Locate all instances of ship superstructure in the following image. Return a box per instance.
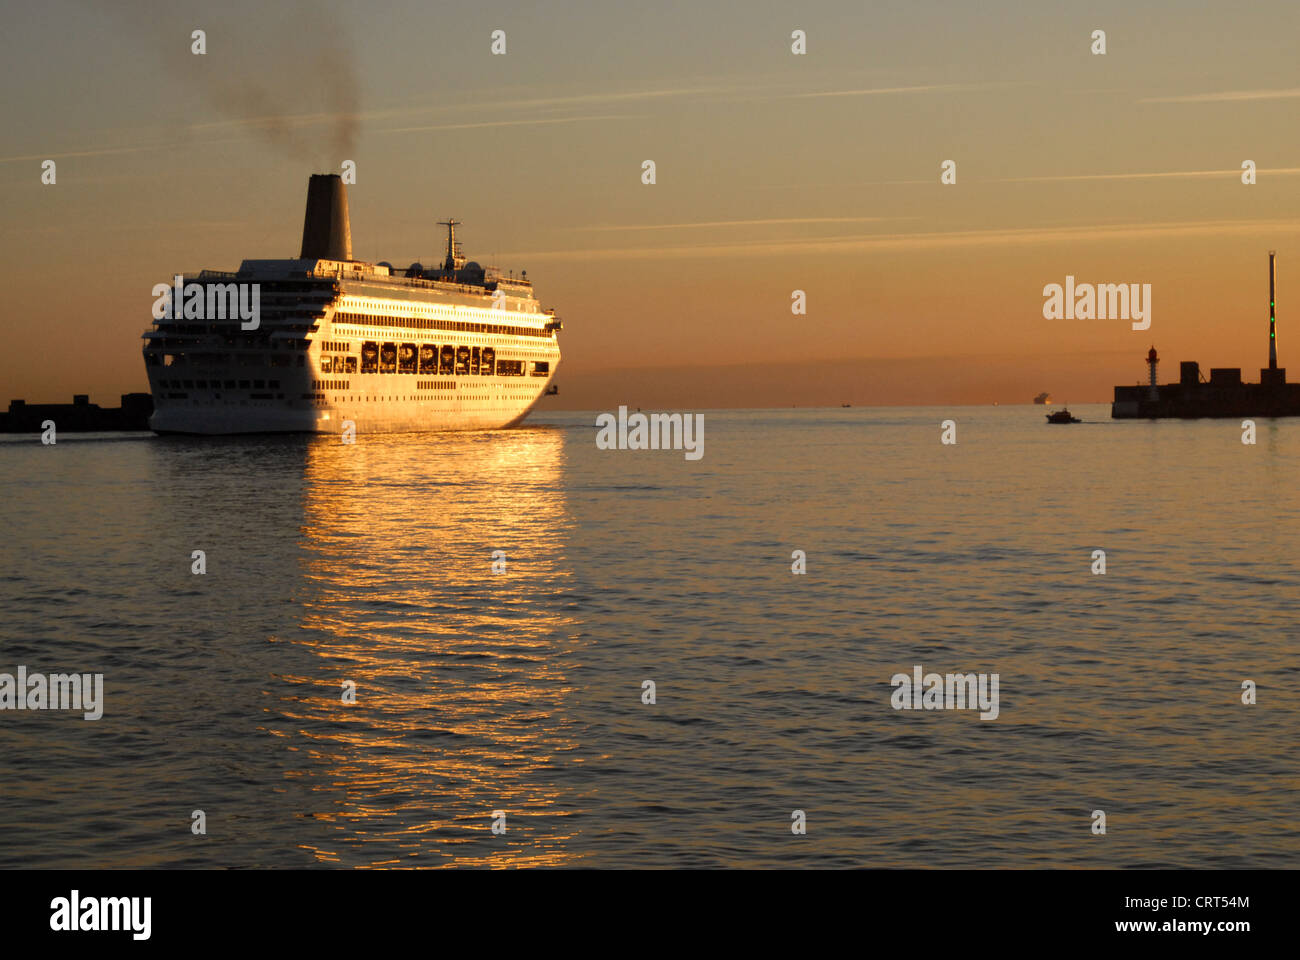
[142,174,562,434]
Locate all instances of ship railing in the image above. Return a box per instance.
[375,274,502,298]
[337,268,537,300]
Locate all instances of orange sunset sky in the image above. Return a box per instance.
[2,0,1298,409]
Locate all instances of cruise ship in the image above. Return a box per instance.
[142,174,561,434]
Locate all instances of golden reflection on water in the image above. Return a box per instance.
[280,427,581,868]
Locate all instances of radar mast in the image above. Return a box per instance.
[438,219,465,272]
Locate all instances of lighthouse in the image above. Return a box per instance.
[1113,248,1299,417]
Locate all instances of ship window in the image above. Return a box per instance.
[418,343,438,375]
[254,380,265,389]
[225,380,235,388]
[399,343,417,374]
[470,346,480,375]
[239,380,250,389]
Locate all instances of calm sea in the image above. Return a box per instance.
[1,405,1297,868]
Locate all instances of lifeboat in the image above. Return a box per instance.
[418,344,437,374]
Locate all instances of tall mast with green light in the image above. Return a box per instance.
[1269,250,1278,370]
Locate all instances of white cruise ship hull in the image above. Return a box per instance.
[148,370,557,435]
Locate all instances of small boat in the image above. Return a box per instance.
[1046,407,1081,423]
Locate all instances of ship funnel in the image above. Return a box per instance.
[299,174,352,261]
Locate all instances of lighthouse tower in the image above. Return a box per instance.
[1146,346,1159,399]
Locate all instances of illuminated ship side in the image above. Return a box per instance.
[142,174,562,435]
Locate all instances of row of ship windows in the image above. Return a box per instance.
[162,390,535,403]
[333,312,552,338]
[164,393,281,400]
[301,394,524,403]
[319,353,538,374]
[153,353,301,368]
[153,347,546,374]
[344,342,547,377]
[159,378,281,390]
[159,376,532,396]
